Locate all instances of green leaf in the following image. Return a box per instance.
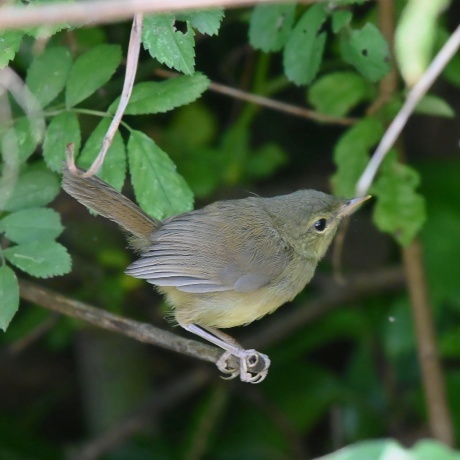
[308,71,374,116]
[111,73,209,115]
[0,207,64,244]
[340,23,391,82]
[249,4,296,52]
[42,111,81,172]
[127,130,193,220]
[332,10,352,33]
[0,118,44,163]
[371,151,426,246]
[396,0,449,85]
[0,265,19,332]
[331,117,384,197]
[4,167,60,211]
[65,44,122,107]
[177,8,224,36]
[283,4,328,85]
[78,118,126,191]
[412,439,460,460]
[320,439,410,460]
[142,14,195,75]
[4,241,71,278]
[0,31,23,69]
[26,46,72,107]
[415,94,455,118]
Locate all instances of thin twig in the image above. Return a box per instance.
[67,14,143,177]
[155,69,357,126]
[356,23,460,196]
[0,0,318,30]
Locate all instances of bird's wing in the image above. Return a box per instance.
[125,204,290,293]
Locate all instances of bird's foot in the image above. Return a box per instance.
[216,349,271,384]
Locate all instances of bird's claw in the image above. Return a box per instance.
[216,349,271,384]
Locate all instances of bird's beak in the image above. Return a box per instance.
[337,195,372,218]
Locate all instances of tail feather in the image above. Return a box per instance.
[62,166,160,243]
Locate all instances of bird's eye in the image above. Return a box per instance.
[314,218,327,232]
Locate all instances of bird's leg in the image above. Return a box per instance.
[179,323,270,383]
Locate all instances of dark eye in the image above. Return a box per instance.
[314,218,327,232]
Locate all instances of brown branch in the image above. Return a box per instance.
[0,0,320,30]
[155,68,358,126]
[403,240,454,445]
[18,278,221,365]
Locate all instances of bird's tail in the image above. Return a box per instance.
[62,166,160,244]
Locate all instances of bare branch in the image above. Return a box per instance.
[0,0,319,30]
[156,69,358,126]
[67,14,143,177]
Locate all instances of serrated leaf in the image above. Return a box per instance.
[0,265,19,332]
[65,44,122,107]
[0,207,63,244]
[340,23,391,82]
[283,4,328,86]
[26,46,72,107]
[0,118,44,163]
[371,151,426,246]
[415,94,455,118]
[128,130,193,220]
[142,14,195,75]
[332,10,352,33]
[249,4,296,52]
[4,168,60,211]
[396,0,449,86]
[111,73,209,115]
[43,111,81,172]
[332,118,384,197]
[177,8,224,36]
[308,71,374,116]
[4,241,71,278]
[78,118,126,191]
[0,31,23,69]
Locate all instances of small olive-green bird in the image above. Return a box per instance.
[62,166,369,383]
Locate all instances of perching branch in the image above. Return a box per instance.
[18,267,404,378]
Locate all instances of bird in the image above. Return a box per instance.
[62,165,369,383]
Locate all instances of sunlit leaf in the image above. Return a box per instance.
[283,4,328,85]
[372,151,426,246]
[4,241,71,278]
[111,73,209,115]
[249,4,296,52]
[42,111,81,172]
[26,46,72,107]
[0,207,63,244]
[65,44,122,107]
[142,14,195,75]
[128,130,193,220]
